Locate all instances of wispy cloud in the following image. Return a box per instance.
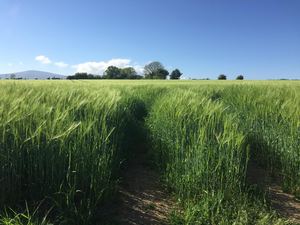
[72,58,143,74]
[34,56,144,74]
[35,55,51,64]
[54,62,68,68]
[133,64,144,75]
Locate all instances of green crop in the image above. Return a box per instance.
[0,80,298,224]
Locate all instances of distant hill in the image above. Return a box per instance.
[0,70,66,80]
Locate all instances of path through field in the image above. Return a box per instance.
[117,143,175,225]
[269,185,300,223]
[247,161,300,223]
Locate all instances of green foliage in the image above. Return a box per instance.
[154,68,169,79]
[144,61,164,76]
[145,83,299,224]
[144,61,169,79]
[103,66,141,79]
[218,74,227,80]
[66,72,101,79]
[0,82,143,224]
[103,66,121,79]
[220,85,300,194]
[0,80,299,224]
[120,67,138,79]
[170,69,183,80]
[236,75,244,80]
[147,90,248,198]
[0,203,51,225]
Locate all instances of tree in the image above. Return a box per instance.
[101,66,143,79]
[103,66,121,79]
[153,68,169,79]
[144,61,169,79]
[128,74,143,79]
[103,67,141,79]
[218,74,227,80]
[144,61,164,79]
[120,67,137,79]
[67,73,101,79]
[236,75,244,80]
[170,69,183,79]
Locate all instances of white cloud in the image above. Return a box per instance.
[54,62,68,68]
[133,65,144,75]
[35,55,51,64]
[180,76,188,80]
[73,58,143,74]
[8,63,13,67]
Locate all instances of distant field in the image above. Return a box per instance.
[0,80,299,224]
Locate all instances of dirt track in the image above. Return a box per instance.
[117,145,175,225]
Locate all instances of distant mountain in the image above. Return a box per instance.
[0,70,66,80]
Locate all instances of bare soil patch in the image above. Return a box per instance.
[116,144,176,225]
[247,161,300,223]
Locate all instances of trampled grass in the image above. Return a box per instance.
[0,80,299,224]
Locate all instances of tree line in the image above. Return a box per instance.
[218,74,244,80]
[2,63,245,80]
[67,61,183,80]
[66,60,245,80]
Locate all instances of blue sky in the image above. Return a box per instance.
[0,0,299,79]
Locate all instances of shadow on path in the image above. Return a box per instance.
[247,161,300,223]
[116,143,174,225]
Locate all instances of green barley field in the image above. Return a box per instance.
[0,80,299,224]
